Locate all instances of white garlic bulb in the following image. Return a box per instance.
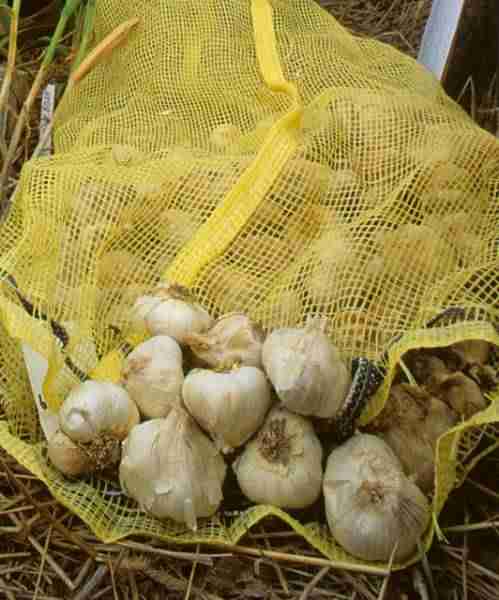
[323,433,431,563]
[185,312,265,369]
[121,336,184,418]
[132,282,213,345]
[261,319,351,418]
[182,364,272,453]
[233,407,323,509]
[119,409,226,530]
[47,430,95,477]
[59,380,140,444]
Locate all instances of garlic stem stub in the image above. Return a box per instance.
[182,364,272,453]
[132,282,213,345]
[59,380,140,443]
[121,335,184,418]
[233,406,323,509]
[119,409,226,530]
[185,312,265,369]
[262,319,351,418]
[323,433,431,563]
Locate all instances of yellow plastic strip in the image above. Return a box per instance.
[163,0,303,287]
[251,0,300,101]
[0,296,53,358]
[89,0,304,380]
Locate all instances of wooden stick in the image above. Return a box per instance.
[73,565,108,600]
[116,540,218,566]
[28,530,76,591]
[33,526,53,600]
[184,544,200,600]
[258,525,289,594]
[299,566,330,600]
[210,542,390,576]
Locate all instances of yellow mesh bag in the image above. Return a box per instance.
[0,0,498,571]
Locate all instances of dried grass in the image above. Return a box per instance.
[1,444,496,599]
[318,0,432,57]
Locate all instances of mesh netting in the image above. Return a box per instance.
[0,0,498,571]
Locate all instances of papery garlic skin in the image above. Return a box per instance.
[261,322,351,418]
[323,433,430,563]
[59,380,140,443]
[122,336,184,418]
[47,430,94,477]
[449,339,490,367]
[430,372,488,418]
[132,283,213,345]
[372,384,458,492]
[119,410,226,530]
[182,365,272,452]
[233,407,323,509]
[185,313,264,369]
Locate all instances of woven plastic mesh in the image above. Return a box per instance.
[0,0,498,570]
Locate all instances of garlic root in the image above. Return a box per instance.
[233,406,323,509]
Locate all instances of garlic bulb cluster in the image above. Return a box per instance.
[121,336,184,418]
[185,313,264,369]
[132,282,213,344]
[323,434,431,562]
[48,380,140,477]
[43,273,488,566]
[183,364,272,453]
[119,409,226,530]
[233,407,323,509]
[262,319,351,418]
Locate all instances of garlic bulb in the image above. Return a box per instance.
[210,123,241,149]
[430,372,488,419]
[59,380,139,451]
[132,282,213,344]
[233,407,323,509]
[261,319,351,418]
[119,409,226,530]
[447,339,491,369]
[182,364,272,453]
[47,430,95,477]
[371,224,458,279]
[323,433,431,563]
[121,336,184,418]
[185,313,265,369]
[369,384,458,492]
